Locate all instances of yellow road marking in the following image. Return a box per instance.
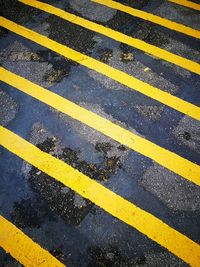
[1,18,200,122]
[0,126,200,267]
[18,0,200,75]
[0,216,65,267]
[1,67,200,187]
[168,0,200,11]
[92,0,200,39]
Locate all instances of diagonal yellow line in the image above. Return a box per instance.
[1,17,200,122]
[1,67,200,186]
[0,126,200,266]
[18,0,200,75]
[92,0,200,39]
[168,0,200,11]
[0,216,65,267]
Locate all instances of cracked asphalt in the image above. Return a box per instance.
[0,0,200,266]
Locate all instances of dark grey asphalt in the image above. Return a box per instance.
[0,0,200,266]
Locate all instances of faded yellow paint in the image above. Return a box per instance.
[0,216,65,267]
[0,126,200,266]
[168,0,200,11]
[92,0,200,39]
[0,17,200,122]
[18,0,200,75]
[1,67,200,186]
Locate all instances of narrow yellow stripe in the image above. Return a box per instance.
[168,0,200,11]
[0,216,65,267]
[92,0,200,39]
[1,67,200,187]
[0,126,200,266]
[18,0,200,75]
[1,18,200,122]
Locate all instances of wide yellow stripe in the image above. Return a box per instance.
[168,0,200,11]
[0,216,65,267]
[1,18,200,122]
[18,0,200,75]
[0,126,200,267]
[1,67,200,187]
[92,0,200,39]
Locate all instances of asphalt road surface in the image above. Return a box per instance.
[0,0,200,266]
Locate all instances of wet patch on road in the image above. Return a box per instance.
[91,46,179,95]
[0,248,22,267]
[144,31,175,64]
[10,197,58,229]
[46,12,96,55]
[0,27,9,40]
[133,22,170,48]
[21,122,126,226]
[21,123,92,226]
[33,136,123,183]
[173,116,200,153]
[1,40,53,88]
[0,39,76,87]
[50,246,65,263]
[87,245,188,267]
[50,103,131,158]
[115,0,150,10]
[28,166,93,226]
[87,246,146,267]
[97,48,113,63]
[42,54,76,86]
[0,0,41,24]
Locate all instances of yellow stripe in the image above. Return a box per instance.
[0,216,65,267]
[0,126,200,267]
[92,0,200,39]
[18,0,200,75]
[1,18,200,122]
[168,0,200,11]
[1,67,200,187]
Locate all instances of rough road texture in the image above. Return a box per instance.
[0,0,199,266]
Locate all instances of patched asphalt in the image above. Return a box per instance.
[0,0,200,266]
